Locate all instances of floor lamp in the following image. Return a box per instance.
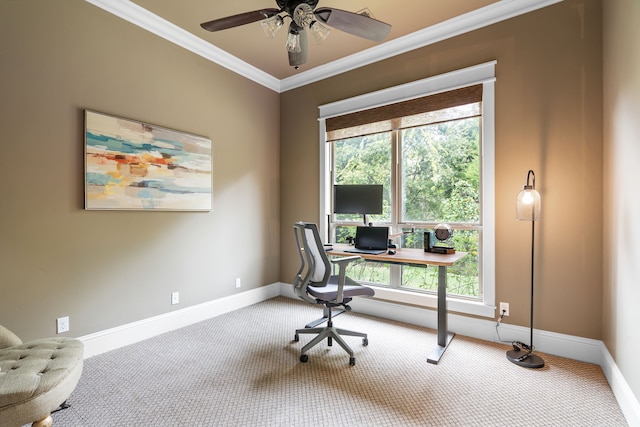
[506,169,544,368]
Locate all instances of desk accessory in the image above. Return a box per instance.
[429,246,456,254]
[424,231,433,252]
[424,224,455,254]
[388,227,414,249]
[434,223,453,241]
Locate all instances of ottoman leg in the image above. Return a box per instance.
[32,414,53,427]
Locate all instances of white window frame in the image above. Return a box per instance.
[318,61,496,318]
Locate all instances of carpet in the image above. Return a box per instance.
[49,297,627,426]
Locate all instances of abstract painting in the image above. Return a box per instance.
[85,110,212,211]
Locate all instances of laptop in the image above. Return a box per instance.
[345,226,389,255]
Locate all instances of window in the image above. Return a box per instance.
[319,62,496,317]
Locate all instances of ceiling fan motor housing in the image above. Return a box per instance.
[276,0,320,15]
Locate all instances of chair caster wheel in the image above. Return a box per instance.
[300,354,308,363]
[294,333,299,342]
[363,338,368,346]
[349,357,356,366]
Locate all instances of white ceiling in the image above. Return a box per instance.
[85,0,561,92]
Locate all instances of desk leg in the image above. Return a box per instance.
[427,265,455,364]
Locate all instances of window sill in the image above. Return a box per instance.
[370,286,496,318]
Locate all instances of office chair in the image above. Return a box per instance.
[292,222,375,366]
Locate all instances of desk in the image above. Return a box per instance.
[327,244,467,364]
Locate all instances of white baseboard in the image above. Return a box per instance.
[601,343,640,427]
[279,282,602,362]
[77,281,639,426]
[78,283,281,358]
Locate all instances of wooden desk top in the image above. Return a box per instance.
[327,244,467,267]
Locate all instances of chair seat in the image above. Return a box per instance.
[308,275,375,301]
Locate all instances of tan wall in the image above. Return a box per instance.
[603,0,640,404]
[0,1,280,341]
[280,0,603,339]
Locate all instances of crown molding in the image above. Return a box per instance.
[84,0,281,91]
[85,0,562,93]
[281,0,562,91]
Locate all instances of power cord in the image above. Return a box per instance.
[495,309,536,353]
[495,309,509,342]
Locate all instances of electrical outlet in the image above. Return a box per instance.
[171,291,180,305]
[56,316,70,334]
[499,302,510,317]
[235,278,241,289]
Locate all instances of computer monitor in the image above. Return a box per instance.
[333,184,383,225]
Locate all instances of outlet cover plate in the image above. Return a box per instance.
[56,316,70,334]
[499,302,509,316]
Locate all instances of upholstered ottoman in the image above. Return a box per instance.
[0,325,83,427]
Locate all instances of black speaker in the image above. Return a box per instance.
[424,231,432,252]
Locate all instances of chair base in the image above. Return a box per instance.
[295,325,368,366]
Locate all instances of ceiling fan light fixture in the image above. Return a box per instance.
[292,3,314,27]
[286,30,302,53]
[309,20,330,44]
[261,14,284,38]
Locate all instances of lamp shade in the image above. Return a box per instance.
[309,20,330,44]
[261,15,283,38]
[516,170,541,221]
[286,28,302,53]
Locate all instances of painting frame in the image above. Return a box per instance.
[84,110,212,211]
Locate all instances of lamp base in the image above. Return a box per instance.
[506,349,544,369]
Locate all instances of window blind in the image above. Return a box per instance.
[326,84,483,141]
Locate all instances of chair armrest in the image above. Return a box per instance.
[330,255,361,303]
[330,255,361,266]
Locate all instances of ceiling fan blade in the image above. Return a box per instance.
[200,8,280,32]
[288,27,308,68]
[314,7,391,42]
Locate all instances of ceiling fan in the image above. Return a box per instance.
[200,0,392,69]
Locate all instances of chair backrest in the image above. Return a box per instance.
[292,222,331,303]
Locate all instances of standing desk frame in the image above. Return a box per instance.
[327,245,467,364]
